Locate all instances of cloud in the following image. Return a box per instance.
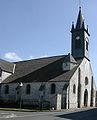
[4,52,48,62]
[4,52,22,61]
[29,56,34,59]
[40,55,48,58]
[29,55,48,60]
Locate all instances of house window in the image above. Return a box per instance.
[51,83,56,94]
[5,85,9,94]
[85,77,88,85]
[26,84,31,94]
[73,84,76,94]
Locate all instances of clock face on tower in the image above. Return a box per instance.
[75,36,81,49]
[76,36,80,40]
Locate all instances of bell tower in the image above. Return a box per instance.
[71,7,90,60]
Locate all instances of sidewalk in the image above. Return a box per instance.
[0,107,96,112]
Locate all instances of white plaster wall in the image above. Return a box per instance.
[69,58,96,109]
[69,70,78,109]
[92,80,96,107]
[1,71,12,82]
[79,58,94,107]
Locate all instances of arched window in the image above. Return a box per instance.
[85,77,88,85]
[26,84,31,94]
[5,85,9,94]
[51,83,56,94]
[73,84,76,94]
[84,89,88,106]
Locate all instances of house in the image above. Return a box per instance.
[0,7,96,110]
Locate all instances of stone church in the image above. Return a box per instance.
[0,7,96,110]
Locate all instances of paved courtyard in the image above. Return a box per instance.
[0,108,96,120]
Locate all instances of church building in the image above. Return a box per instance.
[0,7,96,110]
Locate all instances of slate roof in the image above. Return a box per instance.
[0,59,14,73]
[2,55,83,83]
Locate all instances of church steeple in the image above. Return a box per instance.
[71,7,90,60]
[76,7,83,29]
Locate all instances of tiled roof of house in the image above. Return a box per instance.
[2,55,83,83]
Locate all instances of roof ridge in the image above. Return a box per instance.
[15,54,65,63]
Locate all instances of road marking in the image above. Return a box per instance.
[0,113,17,118]
[5,113,17,118]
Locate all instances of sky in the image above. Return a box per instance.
[0,0,97,85]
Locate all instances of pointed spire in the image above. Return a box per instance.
[82,20,85,29]
[76,7,84,29]
[71,22,74,30]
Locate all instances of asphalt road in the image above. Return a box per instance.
[0,108,96,120]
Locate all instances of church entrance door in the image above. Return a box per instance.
[84,89,88,107]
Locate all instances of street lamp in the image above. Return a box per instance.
[19,82,23,109]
